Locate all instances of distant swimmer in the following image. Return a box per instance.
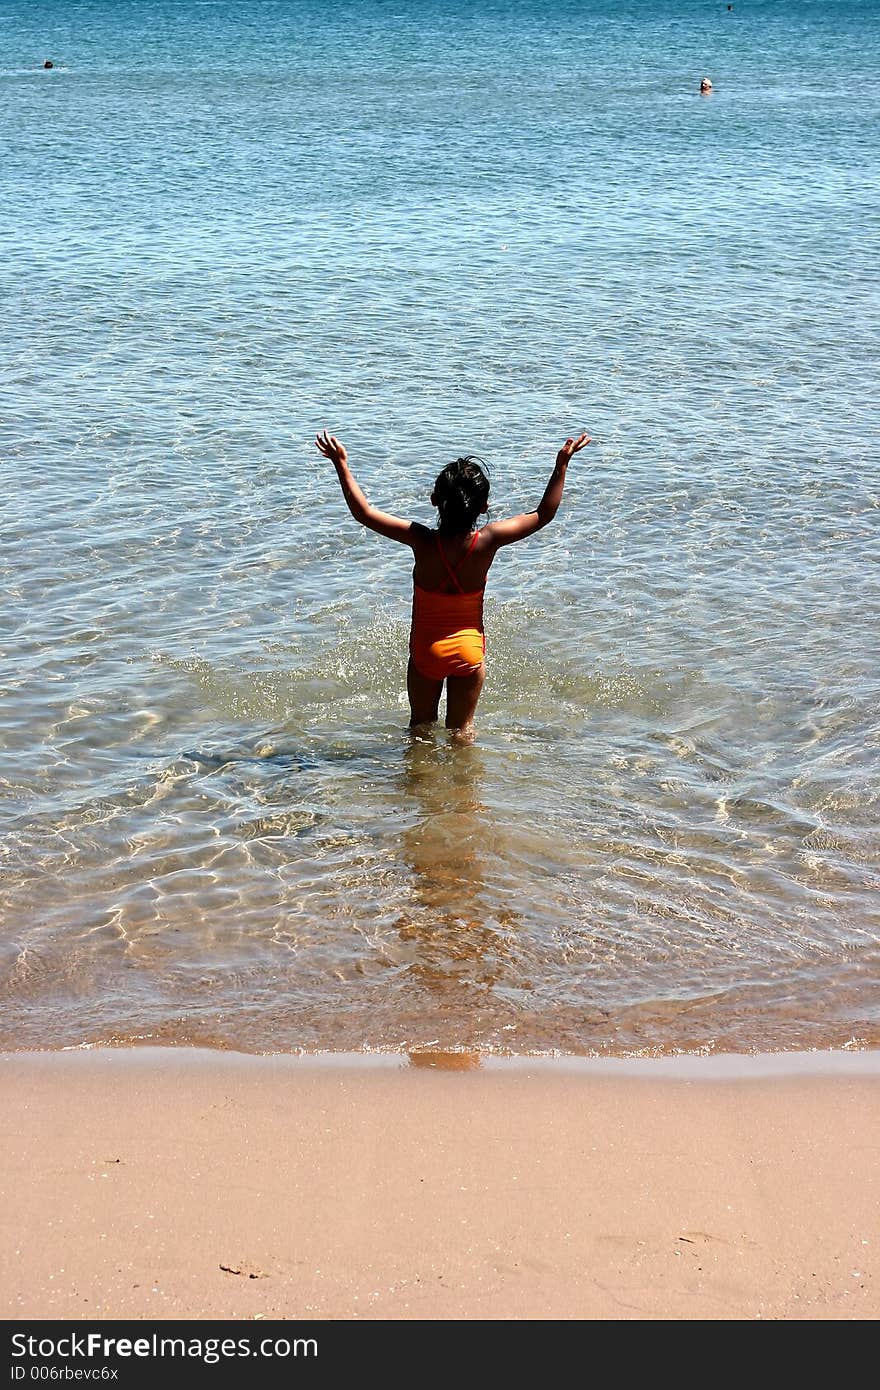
[42,59,54,69]
[700,76,713,95]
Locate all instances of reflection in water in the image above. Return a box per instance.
[407,1049,482,1071]
[396,732,521,1018]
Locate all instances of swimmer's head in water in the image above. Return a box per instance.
[43,59,54,69]
[432,456,490,536]
[700,76,713,93]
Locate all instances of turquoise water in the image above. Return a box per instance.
[2,0,879,1054]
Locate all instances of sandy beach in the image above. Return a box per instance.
[1,1047,877,1321]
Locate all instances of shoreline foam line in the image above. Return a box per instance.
[3,1043,880,1080]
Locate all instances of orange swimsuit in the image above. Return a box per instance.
[410,532,486,681]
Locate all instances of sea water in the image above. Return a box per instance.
[2,0,878,1053]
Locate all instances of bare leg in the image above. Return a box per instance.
[407,657,443,728]
[445,664,485,742]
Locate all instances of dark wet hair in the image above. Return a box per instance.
[433,456,490,536]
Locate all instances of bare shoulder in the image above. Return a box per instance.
[477,520,502,546]
[408,521,436,551]
[475,521,507,546]
[479,513,541,549]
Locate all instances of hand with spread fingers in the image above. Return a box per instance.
[556,432,591,467]
[315,430,348,468]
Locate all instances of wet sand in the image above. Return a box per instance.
[1,1048,878,1321]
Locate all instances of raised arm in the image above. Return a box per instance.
[315,431,414,545]
[483,433,590,548]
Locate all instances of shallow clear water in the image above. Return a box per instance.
[2,0,879,1053]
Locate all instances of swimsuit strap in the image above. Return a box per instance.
[437,529,480,594]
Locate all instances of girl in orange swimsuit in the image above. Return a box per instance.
[315,430,591,739]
